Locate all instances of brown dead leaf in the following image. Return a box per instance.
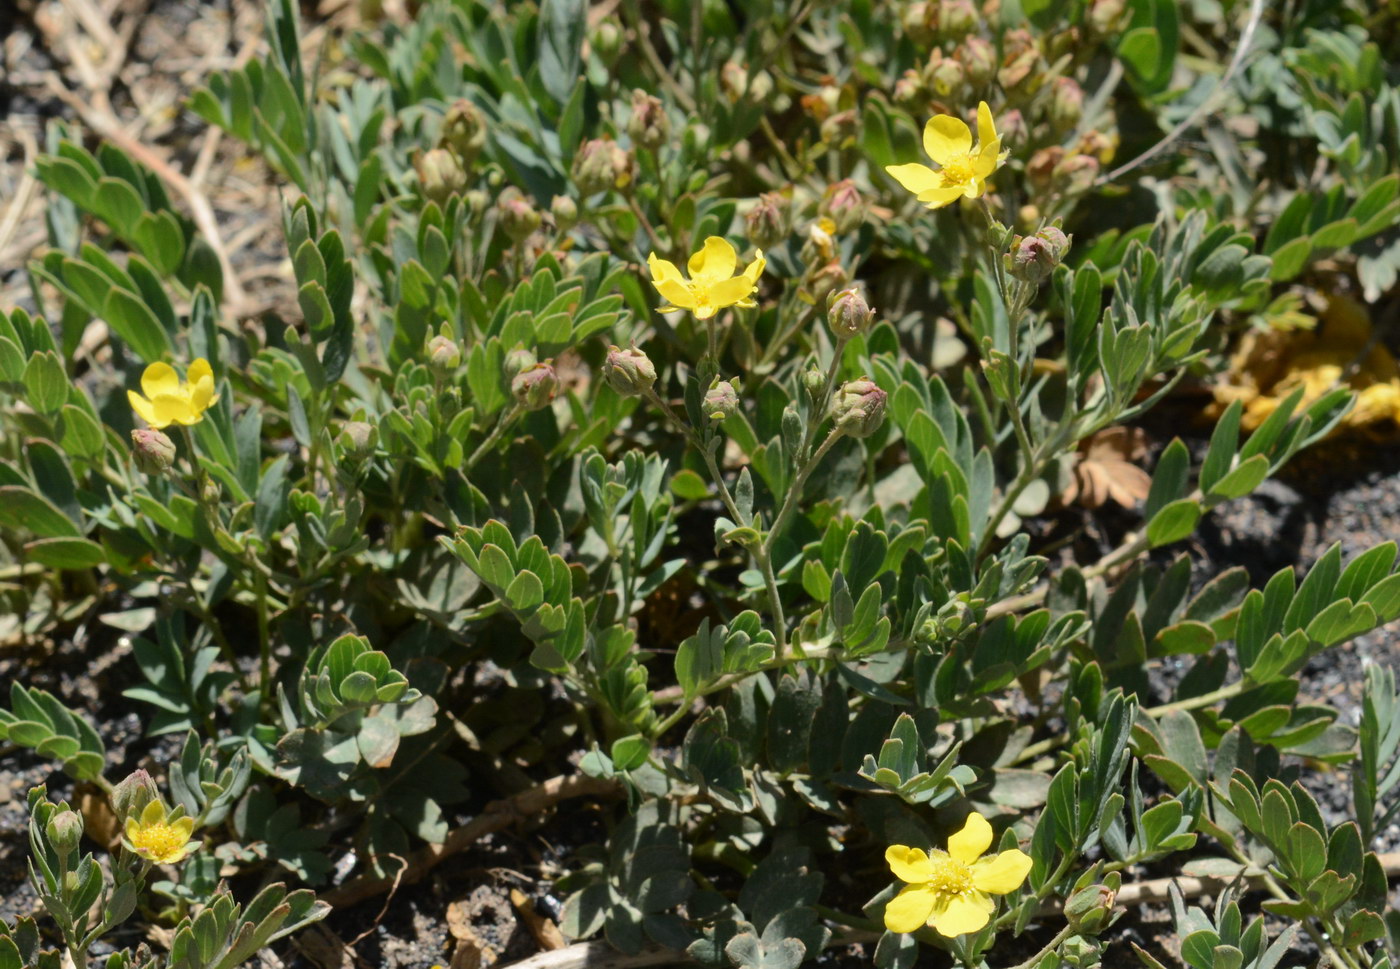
[509,888,566,952]
[75,782,119,851]
[446,899,499,969]
[1061,427,1151,510]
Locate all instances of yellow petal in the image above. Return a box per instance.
[703,274,758,311]
[187,358,213,385]
[688,236,738,283]
[885,844,936,883]
[742,250,766,283]
[885,163,943,196]
[694,304,717,320]
[172,817,195,838]
[884,885,939,933]
[974,140,1004,177]
[917,185,967,207]
[140,362,180,400]
[140,800,165,825]
[921,195,961,210]
[652,278,698,309]
[930,892,994,937]
[647,253,686,284]
[153,394,198,427]
[948,813,993,863]
[125,817,141,842]
[976,102,999,150]
[924,115,972,165]
[128,390,165,428]
[962,178,986,199]
[971,848,1032,895]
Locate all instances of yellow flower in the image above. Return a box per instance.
[128,359,218,429]
[123,800,198,865]
[885,102,1008,209]
[884,812,1032,937]
[646,237,765,320]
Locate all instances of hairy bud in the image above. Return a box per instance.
[550,195,579,232]
[827,288,875,340]
[627,90,671,151]
[512,362,560,411]
[703,379,741,421]
[46,808,84,857]
[499,193,542,243]
[1049,77,1084,133]
[573,139,635,196]
[832,378,887,438]
[602,345,657,397]
[746,191,790,250]
[426,334,463,373]
[505,345,539,376]
[130,428,176,475]
[415,148,467,205]
[439,99,486,167]
[111,769,160,825]
[819,179,866,234]
[337,421,377,463]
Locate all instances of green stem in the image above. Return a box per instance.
[763,426,844,562]
[998,922,1077,969]
[466,404,523,470]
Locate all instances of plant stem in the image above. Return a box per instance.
[763,426,843,561]
[466,404,522,470]
[999,922,1077,969]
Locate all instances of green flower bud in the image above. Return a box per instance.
[957,36,997,87]
[827,288,875,340]
[935,0,977,39]
[818,179,866,234]
[499,193,542,243]
[46,808,84,856]
[504,345,538,376]
[1006,235,1058,285]
[111,769,160,825]
[439,99,486,167]
[573,139,634,196]
[426,334,463,372]
[1049,76,1084,132]
[832,378,887,438]
[590,19,623,67]
[803,368,827,399]
[130,428,176,475]
[512,362,560,411]
[1087,0,1128,37]
[550,195,579,232]
[337,421,377,463]
[703,379,741,421]
[627,90,670,152]
[415,148,467,206]
[745,191,789,250]
[924,52,966,99]
[819,109,859,145]
[602,345,656,397]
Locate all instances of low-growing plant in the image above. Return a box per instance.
[2,0,1399,967]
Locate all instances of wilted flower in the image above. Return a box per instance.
[1077,129,1118,165]
[627,90,670,151]
[832,378,887,438]
[819,179,866,234]
[884,812,1032,936]
[647,237,765,319]
[998,28,1041,90]
[1057,153,1100,193]
[803,217,838,264]
[130,427,176,474]
[703,379,741,421]
[886,102,1008,209]
[512,362,560,410]
[746,191,790,250]
[415,147,467,205]
[573,139,634,196]
[129,359,218,429]
[439,99,486,166]
[828,288,875,339]
[123,799,198,866]
[602,345,657,397]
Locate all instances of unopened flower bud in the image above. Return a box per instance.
[828,288,875,339]
[1065,882,1117,934]
[337,421,376,462]
[720,61,748,102]
[703,379,741,421]
[819,179,866,234]
[893,70,926,110]
[46,809,84,856]
[200,475,221,505]
[590,19,623,67]
[746,191,789,250]
[1087,0,1128,37]
[130,428,176,475]
[805,260,850,304]
[505,345,538,376]
[602,345,656,397]
[573,139,634,196]
[832,378,887,438]
[499,194,542,243]
[957,36,997,87]
[1036,225,1071,259]
[901,1,935,46]
[925,52,966,99]
[935,0,977,40]
[998,29,1041,90]
[1049,77,1084,132]
[512,362,560,410]
[415,148,467,205]
[1006,231,1066,286]
[111,769,160,825]
[426,334,463,372]
[1027,146,1066,189]
[803,368,826,398]
[1056,153,1100,194]
[820,109,859,145]
[439,99,487,166]
[627,90,670,151]
[550,195,579,232]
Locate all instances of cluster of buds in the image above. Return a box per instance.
[512,362,560,411]
[819,179,866,234]
[901,0,976,45]
[415,148,467,205]
[130,427,176,474]
[573,138,635,196]
[498,191,543,243]
[746,191,791,250]
[703,378,741,421]
[832,378,887,438]
[827,288,875,340]
[438,99,486,168]
[627,90,671,151]
[602,345,656,397]
[1005,225,1072,285]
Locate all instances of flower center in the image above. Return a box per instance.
[132,823,184,860]
[925,853,974,895]
[940,154,977,185]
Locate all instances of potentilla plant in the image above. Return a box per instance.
[1,0,1399,968]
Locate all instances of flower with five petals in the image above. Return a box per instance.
[646,237,765,320]
[885,102,1008,209]
[128,359,218,429]
[884,812,1032,937]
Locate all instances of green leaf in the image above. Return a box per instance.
[104,288,173,362]
[24,537,104,570]
[22,351,68,414]
[1146,498,1201,548]
[536,0,585,104]
[1207,454,1270,500]
[0,486,81,538]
